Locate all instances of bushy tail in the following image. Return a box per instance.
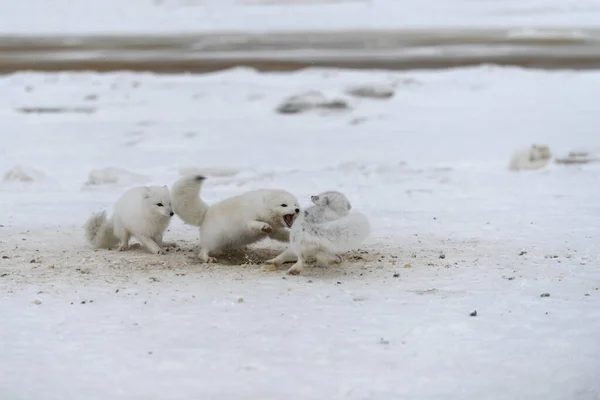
[171,174,209,227]
[313,211,370,252]
[83,210,119,249]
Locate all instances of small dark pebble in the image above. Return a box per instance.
[0,273,8,277]
[89,300,94,303]
[393,273,400,278]
[115,289,119,293]
[148,351,153,355]
[507,277,515,280]
[379,338,390,345]
[585,293,590,297]
[30,259,37,263]
[81,301,86,304]
[540,293,551,298]
[518,251,527,256]
[433,217,437,220]
[70,302,73,305]
[439,254,446,259]
[307,280,313,283]
[470,310,477,317]
[2,255,9,259]
[337,281,342,285]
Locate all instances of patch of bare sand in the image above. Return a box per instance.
[0,224,503,298]
[0,228,405,290]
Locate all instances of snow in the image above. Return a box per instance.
[1,66,600,399]
[1,0,600,35]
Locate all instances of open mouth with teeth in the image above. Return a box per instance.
[283,214,295,228]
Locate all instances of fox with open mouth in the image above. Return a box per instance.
[170,174,300,263]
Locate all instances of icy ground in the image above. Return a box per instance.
[2,0,600,35]
[1,66,599,399]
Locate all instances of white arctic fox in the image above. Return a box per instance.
[84,185,174,254]
[266,191,370,275]
[508,144,552,171]
[171,174,300,263]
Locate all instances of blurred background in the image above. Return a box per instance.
[1,0,600,73]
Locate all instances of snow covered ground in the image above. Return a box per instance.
[2,0,600,35]
[1,66,599,399]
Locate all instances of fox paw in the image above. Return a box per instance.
[316,253,342,267]
[287,263,304,275]
[261,224,273,234]
[198,253,217,263]
[264,257,283,267]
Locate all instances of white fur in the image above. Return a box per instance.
[509,145,552,171]
[171,174,300,263]
[83,185,174,254]
[266,191,370,275]
[171,174,209,226]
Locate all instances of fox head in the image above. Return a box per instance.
[310,191,352,216]
[144,185,174,218]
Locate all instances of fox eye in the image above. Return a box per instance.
[281,204,288,207]
[156,203,164,207]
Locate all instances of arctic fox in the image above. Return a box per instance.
[509,144,552,171]
[84,185,174,255]
[171,174,300,263]
[266,191,370,275]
